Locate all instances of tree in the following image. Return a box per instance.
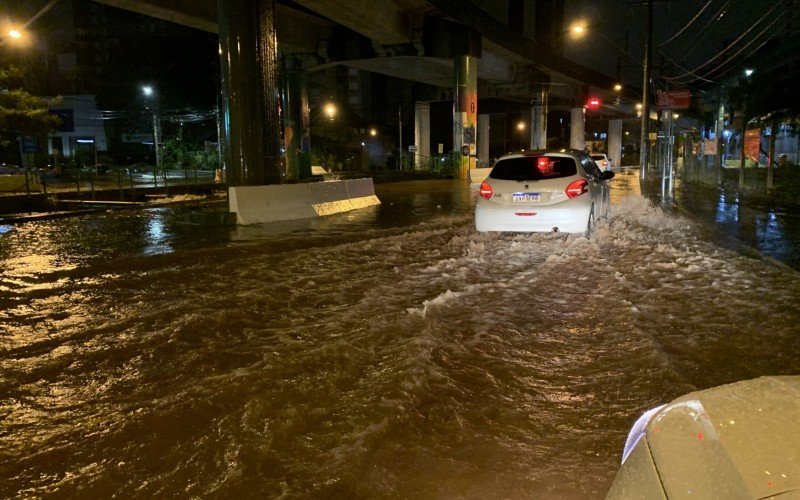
[0,66,60,148]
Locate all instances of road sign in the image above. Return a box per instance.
[21,136,37,153]
[463,126,475,144]
[657,90,691,110]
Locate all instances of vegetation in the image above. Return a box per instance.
[0,66,60,149]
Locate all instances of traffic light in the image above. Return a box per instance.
[586,97,602,110]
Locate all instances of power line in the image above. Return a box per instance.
[658,0,715,46]
[671,0,731,65]
[668,13,782,84]
[657,49,715,83]
[664,0,783,80]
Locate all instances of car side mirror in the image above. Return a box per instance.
[601,171,615,181]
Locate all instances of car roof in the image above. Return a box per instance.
[496,149,588,161]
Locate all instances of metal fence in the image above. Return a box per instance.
[0,165,219,197]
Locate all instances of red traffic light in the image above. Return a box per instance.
[586,97,602,110]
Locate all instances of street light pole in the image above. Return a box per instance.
[142,86,162,173]
[639,0,653,180]
[398,104,402,171]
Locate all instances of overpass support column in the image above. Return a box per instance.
[570,107,586,150]
[530,89,548,150]
[608,119,623,168]
[478,114,490,165]
[217,0,282,187]
[414,101,431,168]
[454,54,478,180]
[283,69,311,179]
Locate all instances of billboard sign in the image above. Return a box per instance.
[121,133,155,143]
[657,90,691,110]
[703,138,717,155]
[744,129,761,159]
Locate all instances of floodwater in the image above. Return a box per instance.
[1,176,799,498]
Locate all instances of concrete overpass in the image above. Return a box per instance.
[92,0,639,188]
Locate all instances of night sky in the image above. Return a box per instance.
[7,0,793,111]
[563,0,789,93]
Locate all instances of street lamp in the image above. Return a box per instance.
[369,127,377,137]
[142,85,162,173]
[1,24,31,48]
[569,23,587,39]
[324,102,337,120]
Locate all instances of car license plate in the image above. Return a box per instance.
[512,193,540,202]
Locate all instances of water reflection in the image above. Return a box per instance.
[643,180,800,270]
[715,191,740,224]
[144,210,172,255]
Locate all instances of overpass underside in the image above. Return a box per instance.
[92,0,638,186]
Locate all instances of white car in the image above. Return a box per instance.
[590,153,613,171]
[475,149,614,234]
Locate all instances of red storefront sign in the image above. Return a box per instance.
[657,90,692,110]
[744,128,761,159]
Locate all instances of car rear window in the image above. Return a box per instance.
[591,155,604,161]
[489,156,578,181]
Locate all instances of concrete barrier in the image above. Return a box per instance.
[228,178,381,225]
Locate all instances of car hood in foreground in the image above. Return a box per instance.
[608,376,800,499]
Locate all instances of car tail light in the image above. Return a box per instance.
[565,179,588,198]
[479,181,493,199]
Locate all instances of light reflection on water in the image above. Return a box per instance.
[641,175,800,270]
[1,179,799,498]
[715,192,740,223]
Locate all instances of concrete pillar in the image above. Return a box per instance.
[530,89,548,150]
[414,101,431,168]
[714,101,725,184]
[283,70,311,179]
[478,114,490,165]
[608,119,623,168]
[217,0,282,187]
[570,107,585,150]
[454,54,478,180]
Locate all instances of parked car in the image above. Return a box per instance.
[0,163,20,174]
[475,149,614,234]
[590,153,613,171]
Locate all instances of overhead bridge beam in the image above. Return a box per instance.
[92,0,217,33]
[291,0,413,45]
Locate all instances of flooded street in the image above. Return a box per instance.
[2,176,799,498]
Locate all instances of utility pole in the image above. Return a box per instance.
[639,0,653,181]
[714,91,725,185]
[398,104,402,171]
[152,100,162,172]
